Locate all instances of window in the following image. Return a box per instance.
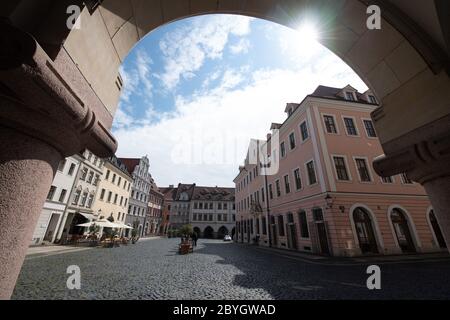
[114,194,118,204]
[47,186,56,201]
[343,117,358,136]
[280,142,286,158]
[261,187,265,202]
[355,158,372,182]
[57,160,66,172]
[368,95,377,104]
[363,120,377,138]
[333,156,350,181]
[107,191,112,202]
[277,215,285,236]
[262,217,267,235]
[382,176,394,183]
[401,173,413,184]
[284,175,291,194]
[80,192,88,206]
[199,202,204,210]
[324,115,337,134]
[87,194,94,208]
[306,161,317,185]
[59,189,67,202]
[289,132,296,150]
[298,211,309,238]
[300,121,309,141]
[345,91,355,101]
[209,203,213,210]
[269,184,273,200]
[194,202,198,209]
[118,177,121,186]
[112,174,116,184]
[80,168,88,181]
[218,203,222,210]
[294,169,302,190]
[224,203,228,210]
[87,171,94,183]
[275,180,281,197]
[105,170,110,180]
[93,174,100,186]
[72,189,81,205]
[68,163,76,176]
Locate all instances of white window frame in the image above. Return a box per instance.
[292,167,303,192]
[352,156,374,183]
[331,154,353,182]
[283,174,291,194]
[280,141,287,159]
[341,115,360,137]
[299,120,310,143]
[288,131,297,151]
[322,113,340,135]
[304,159,318,186]
[361,118,378,139]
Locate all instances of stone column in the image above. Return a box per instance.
[0,22,117,299]
[373,115,450,249]
[0,126,61,299]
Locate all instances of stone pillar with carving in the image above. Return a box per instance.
[373,114,450,250]
[0,22,117,299]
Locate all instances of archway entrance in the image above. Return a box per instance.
[352,207,379,254]
[203,226,214,239]
[390,208,416,253]
[217,226,228,239]
[429,210,447,249]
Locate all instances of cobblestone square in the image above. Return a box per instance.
[12,238,450,300]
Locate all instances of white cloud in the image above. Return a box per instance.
[230,38,251,54]
[114,49,367,187]
[119,49,153,105]
[158,15,253,90]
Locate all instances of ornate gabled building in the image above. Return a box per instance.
[119,156,152,237]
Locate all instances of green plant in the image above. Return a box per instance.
[179,224,193,238]
[88,224,100,238]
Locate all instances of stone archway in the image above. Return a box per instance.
[1,0,450,299]
[203,226,214,239]
[217,226,229,239]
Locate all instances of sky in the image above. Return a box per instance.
[113,14,368,188]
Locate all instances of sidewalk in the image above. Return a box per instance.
[245,243,450,265]
[26,245,92,258]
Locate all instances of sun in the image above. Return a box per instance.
[297,22,319,44]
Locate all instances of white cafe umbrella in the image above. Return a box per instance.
[76,219,118,228]
[113,222,133,229]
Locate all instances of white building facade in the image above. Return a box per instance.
[30,156,81,245]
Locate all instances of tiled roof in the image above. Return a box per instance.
[118,158,140,175]
[192,186,235,201]
[311,85,376,105]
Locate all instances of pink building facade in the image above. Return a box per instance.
[234,85,446,257]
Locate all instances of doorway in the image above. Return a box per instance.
[429,210,447,249]
[390,208,416,253]
[313,208,330,255]
[353,207,379,254]
[286,213,297,250]
[44,213,61,242]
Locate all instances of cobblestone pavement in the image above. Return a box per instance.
[12,238,450,299]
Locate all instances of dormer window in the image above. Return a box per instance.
[368,95,377,104]
[345,91,355,101]
[288,108,293,117]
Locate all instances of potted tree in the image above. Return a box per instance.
[178,224,193,254]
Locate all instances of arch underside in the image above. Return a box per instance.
[50,0,448,151]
